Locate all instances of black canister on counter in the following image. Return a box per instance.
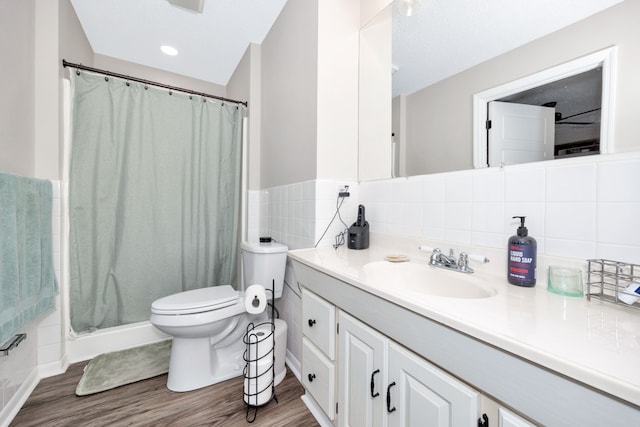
[348,205,369,250]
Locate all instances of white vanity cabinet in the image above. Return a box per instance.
[338,310,387,427]
[302,288,337,421]
[498,407,536,427]
[338,310,478,427]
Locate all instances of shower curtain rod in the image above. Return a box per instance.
[62,59,248,107]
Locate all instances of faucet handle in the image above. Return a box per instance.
[458,252,474,273]
[467,253,490,264]
[418,245,435,253]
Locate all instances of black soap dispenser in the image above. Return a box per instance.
[507,216,537,287]
[348,205,369,250]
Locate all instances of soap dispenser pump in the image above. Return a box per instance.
[507,216,537,287]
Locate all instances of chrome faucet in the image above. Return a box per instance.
[420,246,489,274]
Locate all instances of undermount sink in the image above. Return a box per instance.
[362,261,497,299]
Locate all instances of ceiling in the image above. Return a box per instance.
[70,0,287,86]
[71,0,623,92]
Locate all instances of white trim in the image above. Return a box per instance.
[301,393,334,427]
[38,354,69,379]
[473,46,617,169]
[285,349,301,381]
[0,369,39,427]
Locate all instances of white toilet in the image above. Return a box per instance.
[150,241,288,392]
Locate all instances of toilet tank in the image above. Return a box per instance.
[241,241,288,298]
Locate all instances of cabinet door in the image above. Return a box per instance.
[302,288,336,360]
[499,407,536,427]
[387,342,478,427]
[338,311,388,427]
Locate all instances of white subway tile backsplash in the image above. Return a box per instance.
[546,202,596,241]
[597,203,640,245]
[421,175,445,202]
[444,228,471,245]
[444,202,471,230]
[505,202,545,236]
[421,226,445,241]
[597,158,640,202]
[546,163,596,202]
[472,202,505,233]
[421,202,444,229]
[471,231,505,248]
[445,173,472,202]
[546,238,596,260]
[505,167,545,202]
[472,169,505,202]
[596,243,640,265]
[256,153,640,271]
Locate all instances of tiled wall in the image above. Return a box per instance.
[0,180,64,421]
[254,153,640,370]
[251,179,359,250]
[360,153,640,265]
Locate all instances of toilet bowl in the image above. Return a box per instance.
[149,241,288,392]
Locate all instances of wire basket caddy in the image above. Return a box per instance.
[586,259,640,311]
[242,280,277,423]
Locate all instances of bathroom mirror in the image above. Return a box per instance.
[358,0,625,181]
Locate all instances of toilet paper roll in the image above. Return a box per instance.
[244,284,267,314]
[243,377,273,406]
[244,358,274,406]
[246,324,274,362]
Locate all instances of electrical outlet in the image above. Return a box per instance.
[339,185,350,198]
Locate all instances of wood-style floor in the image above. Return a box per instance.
[11,362,319,427]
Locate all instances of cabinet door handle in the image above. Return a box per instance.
[370,369,380,398]
[308,319,316,327]
[308,373,316,382]
[386,381,396,413]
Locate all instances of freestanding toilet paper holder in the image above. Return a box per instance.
[242,280,277,423]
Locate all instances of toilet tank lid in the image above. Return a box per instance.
[241,241,288,254]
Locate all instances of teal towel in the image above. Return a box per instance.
[0,172,58,346]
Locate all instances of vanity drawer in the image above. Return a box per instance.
[302,337,336,421]
[302,288,336,360]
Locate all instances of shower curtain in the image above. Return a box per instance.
[69,72,245,333]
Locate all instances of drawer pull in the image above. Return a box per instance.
[386,381,396,413]
[308,373,316,382]
[370,369,380,398]
[308,319,316,327]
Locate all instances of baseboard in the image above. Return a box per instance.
[301,393,334,427]
[284,349,301,382]
[38,354,70,379]
[0,369,39,427]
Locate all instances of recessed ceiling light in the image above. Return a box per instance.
[161,45,179,56]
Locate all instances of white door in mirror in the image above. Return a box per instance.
[488,101,555,167]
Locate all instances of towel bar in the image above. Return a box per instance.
[0,333,27,357]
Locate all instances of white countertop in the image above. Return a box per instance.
[288,234,640,408]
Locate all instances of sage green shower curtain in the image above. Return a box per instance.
[69,72,245,333]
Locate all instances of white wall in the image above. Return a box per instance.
[260,0,319,189]
[228,43,261,191]
[404,0,640,176]
[315,0,360,182]
[0,0,36,176]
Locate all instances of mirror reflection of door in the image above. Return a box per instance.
[488,67,602,167]
[488,101,555,167]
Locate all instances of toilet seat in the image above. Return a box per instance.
[151,285,238,315]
